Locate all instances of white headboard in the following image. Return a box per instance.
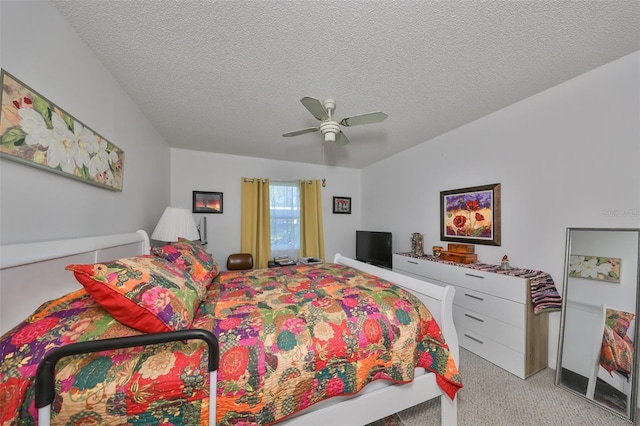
[0,230,149,335]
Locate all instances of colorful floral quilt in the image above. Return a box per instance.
[0,263,461,425]
[600,309,634,377]
[600,326,634,377]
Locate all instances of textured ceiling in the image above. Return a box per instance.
[52,1,639,169]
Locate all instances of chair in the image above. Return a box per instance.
[227,253,253,271]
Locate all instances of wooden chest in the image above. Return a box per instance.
[447,243,475,254]
[440,251,478,264]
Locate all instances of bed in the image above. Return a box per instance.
[0,230,461,425]
[561,300,634,416]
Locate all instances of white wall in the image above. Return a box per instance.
[170,148,361,268]
[0,1,171,244]
[362,51,640,368]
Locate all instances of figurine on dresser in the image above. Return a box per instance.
[411,233,424,257]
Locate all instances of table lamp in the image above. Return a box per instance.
[150,207,199,243]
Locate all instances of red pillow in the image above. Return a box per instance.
[66,255,207,333]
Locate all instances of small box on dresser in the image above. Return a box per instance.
[447,243,475,254]
[393,253,548,379]
[439,251,478,264]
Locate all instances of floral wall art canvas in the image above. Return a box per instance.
[0,70,124,191]
[569,255,621,283]
[440,183,501,246]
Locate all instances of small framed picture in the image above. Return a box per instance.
[193,191,223,213]
[333,196,351,214]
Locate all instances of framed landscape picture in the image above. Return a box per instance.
[440,183,501,246]
[193,191,223,213]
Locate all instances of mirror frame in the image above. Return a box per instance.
[556,227,640,423]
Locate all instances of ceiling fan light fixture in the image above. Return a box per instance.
[324,132,336,143]
[319,121,340,143]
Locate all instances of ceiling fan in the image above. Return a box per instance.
[282,97,388,146]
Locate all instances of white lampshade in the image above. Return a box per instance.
[151,207,199,242]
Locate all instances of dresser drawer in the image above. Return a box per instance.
[457,325,526,379]
[453,305,525,353]
[393,254,441,281]
[453,286,526,329]
[442,265,527,304]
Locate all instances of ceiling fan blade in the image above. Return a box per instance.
[339,111,388,127]
[300,97,329,121]
[282,127,319,137]
[335,131,350,146]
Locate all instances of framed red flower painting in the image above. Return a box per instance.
[440,183,501,246]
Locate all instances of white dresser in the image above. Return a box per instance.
[393,253,548,379]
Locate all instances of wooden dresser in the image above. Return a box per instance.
[393,253,548,379]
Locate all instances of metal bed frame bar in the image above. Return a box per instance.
[35,329,219,426]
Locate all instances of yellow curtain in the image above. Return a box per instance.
[241,177,271,269]
[299,179,326,261]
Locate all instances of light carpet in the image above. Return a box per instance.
[368,347,631,426]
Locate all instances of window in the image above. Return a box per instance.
[269,181,300,259]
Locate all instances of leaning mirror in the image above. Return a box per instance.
[556,228,640,422]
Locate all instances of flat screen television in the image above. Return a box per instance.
[356,230,393,269]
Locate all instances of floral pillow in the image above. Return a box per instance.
[606,308,635,338]
[151,238,220,287]
[66,255,207,333]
